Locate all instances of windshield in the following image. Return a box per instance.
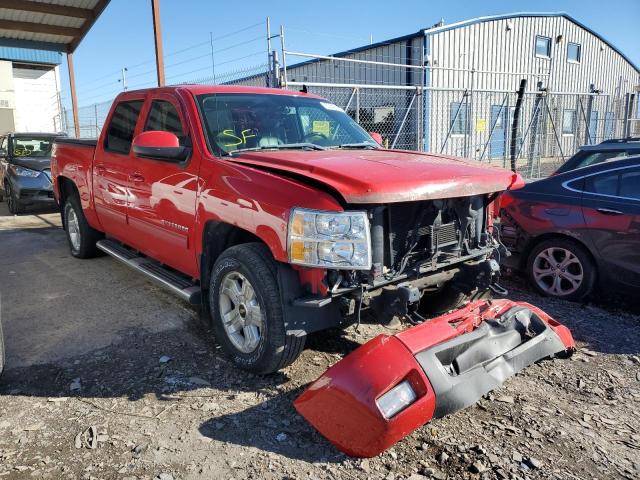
[196,93,378,156]
[11,137,54,158]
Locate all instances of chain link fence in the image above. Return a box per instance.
[54,25,639,180]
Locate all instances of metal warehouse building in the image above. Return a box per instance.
[239,12,640,175]
[0,41,63,134]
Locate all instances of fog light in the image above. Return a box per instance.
[376,380,417,418]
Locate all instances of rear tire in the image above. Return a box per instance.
[63,194,103,259]
[526,238,595,301]
[208,243,305,374]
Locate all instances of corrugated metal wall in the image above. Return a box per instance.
[426,15,639,160]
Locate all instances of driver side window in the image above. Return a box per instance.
[144,100,188,146]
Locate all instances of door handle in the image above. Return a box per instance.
[596,207,624,215]
[129,173,145,183]
[95,164,105,174]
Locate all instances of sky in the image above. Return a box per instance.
[59,0,640,108]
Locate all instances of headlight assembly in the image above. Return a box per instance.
[14,166,41,178]
[288,208,371,270]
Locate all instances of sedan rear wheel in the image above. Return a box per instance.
[527,239,595,301]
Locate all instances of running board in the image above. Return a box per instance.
[96,239,201,305]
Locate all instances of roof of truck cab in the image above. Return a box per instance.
[118,84,325,99]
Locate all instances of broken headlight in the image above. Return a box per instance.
[288,208,371,270]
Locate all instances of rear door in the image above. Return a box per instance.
[93,98,144,240]
[579,165,640,288]
[127,94,199,277]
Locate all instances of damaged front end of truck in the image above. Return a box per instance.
[294,299,575,457]
[278,190,512,336]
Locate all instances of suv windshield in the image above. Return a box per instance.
[197,93,378,156]
[11,137,54,158]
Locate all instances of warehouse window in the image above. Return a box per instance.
[535,36,551,58]
[562,109,576,135]
[567,42,581,63]
[449,101,468,135]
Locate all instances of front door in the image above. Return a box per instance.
[489,105,507,159]
[93,99,144,241]
[127,95,199,277]
[580,165,640,289]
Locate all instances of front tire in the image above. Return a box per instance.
[526,238,595,301]
[63,194,103,258]
[209,243,305,374]
[5,182,23,214]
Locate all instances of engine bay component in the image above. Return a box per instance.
[294,299,574,457]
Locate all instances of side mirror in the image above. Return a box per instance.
[132,131,190,162]
[369,132,383,146]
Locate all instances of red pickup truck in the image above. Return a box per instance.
[51,85,523,374]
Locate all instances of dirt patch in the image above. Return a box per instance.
[1,276,639,479]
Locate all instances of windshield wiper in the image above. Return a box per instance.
[334,142,379,149]
[228,143,326,156]
[277,142,326,151]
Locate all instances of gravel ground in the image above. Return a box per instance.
[1,210,639,479]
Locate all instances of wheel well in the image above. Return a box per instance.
[522,233,597,271]
[56,177,78,224]
[57,176,78,206]
[200,221,265,288]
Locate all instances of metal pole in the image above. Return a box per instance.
[479,93,509,161]
[151,0,165,86]
[578,97,591,144]
[271,50,279,88]
[465,68,474,158]
[543,96,565,161]
[280,25,287,88]
[266,17,271,87]
[440,92,466,153]
[120,67,128,91]
[584,92,594,144]
[94,103,99,137]
[209,32,216,84]
[66,52,80,139]
[510,79,527,172]
[392,92,417,149]
[355,88,360,123]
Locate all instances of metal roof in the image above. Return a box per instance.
[421,12,639,72]
[0,0,110,53]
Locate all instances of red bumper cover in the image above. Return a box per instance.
[294,299,574,457]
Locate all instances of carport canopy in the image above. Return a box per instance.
[0,0,112,137]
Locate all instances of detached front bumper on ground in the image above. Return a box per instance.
[294,299,575,457]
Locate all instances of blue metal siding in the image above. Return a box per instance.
[0,45,62,65]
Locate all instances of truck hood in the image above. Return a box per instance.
[230,149,521,203]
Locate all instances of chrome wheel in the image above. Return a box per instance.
[532,247,583,296]
[66,207,81,251]
[218,271,263,354]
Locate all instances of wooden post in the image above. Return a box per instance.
[66,52,80,138]
[151,0,165,86]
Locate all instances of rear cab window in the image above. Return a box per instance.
[104,100,144,154]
